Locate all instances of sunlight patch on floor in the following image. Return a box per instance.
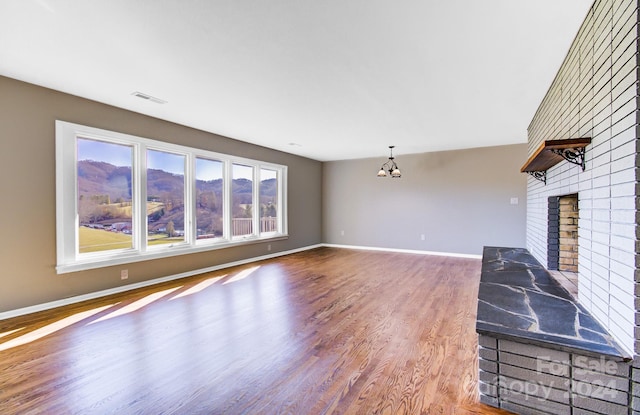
[0,305,114,352]
[171,275,225,300]
[223,266,260,285]
[90,287,182,324]
[0,327,25,339]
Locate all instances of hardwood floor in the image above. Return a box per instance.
[0,247,512,414]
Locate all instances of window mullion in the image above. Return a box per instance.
[253,166,260,237]
[223,160,232,240]
[186,155,196,245]
[279,167,287,234]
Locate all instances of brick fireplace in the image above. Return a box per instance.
[547,195,579,272]
[477,0,640,413]
[557,195,578,273]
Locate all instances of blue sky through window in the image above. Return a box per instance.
[77,137,131,166]
[147,149,184,175]
[78,138,259,179]
[196,158,222,181]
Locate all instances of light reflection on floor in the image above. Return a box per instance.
[0,327,24,339]
[222,266,260,285]
[89,286,183,324]
[0,267,277,353]
[171,275,225,300]
[59,264,294,413]
[0,305,115,352]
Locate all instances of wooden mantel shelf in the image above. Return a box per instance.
[520,138,592,184]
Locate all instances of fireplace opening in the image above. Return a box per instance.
[547,194,579,298]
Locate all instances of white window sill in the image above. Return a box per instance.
[56,234,289,274]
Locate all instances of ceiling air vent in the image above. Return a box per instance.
[131,91,167,104]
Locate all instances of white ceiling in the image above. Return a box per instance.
[0,0,593,161]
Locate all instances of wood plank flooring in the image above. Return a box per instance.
[0,247,512,414]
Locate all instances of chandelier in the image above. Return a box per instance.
[377,146,402,178]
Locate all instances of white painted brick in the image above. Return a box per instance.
[608,317,635,356]
[525,0,638,362]
[611,208,637,225]
[590,289,610,318]
[591,209,612,222]
[591,198,610,210]
[592,241,611,257]
[579,197,594,209]
[610,167,637,185]
[609,296,634,331]
[610,261,637,288]
[611,222,636,239]
[612,138,637,161]
[609,301,634,331]
[610,124,636,148]
[610,246,635,266]
[592,174,611,188]
[591,219,611,234]
[610,153,636,172]
[590,152,612,169]
[611,195,637,210]
[590,230,610,245]
[590,186,611,200]
[611,181,637,197]
[611,111,636,137]
[611,99,636,127]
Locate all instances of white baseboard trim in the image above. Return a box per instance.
[321,243,482,259]
[0,243,478,321]
[0,244,324,321]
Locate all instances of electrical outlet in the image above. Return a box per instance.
[267,244,272,251]
[340,230,345,236]
[420,234,425,241]
[120,269,128,280]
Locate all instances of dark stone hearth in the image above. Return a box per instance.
[477,301,535,330]
[476,247,629,359]
[478,271,536,289]
[478,284,531,315]
[527,290,577,337]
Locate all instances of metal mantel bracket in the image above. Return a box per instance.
[527,171,546,184]
[550,147,586,171]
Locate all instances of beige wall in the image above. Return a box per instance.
[322,144,527,255]
[0,75,322,313]
[0,74,528,314]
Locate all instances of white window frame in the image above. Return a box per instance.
[56,121,288,274]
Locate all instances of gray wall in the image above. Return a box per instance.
[0,75,322,313]
[323,144,527,255]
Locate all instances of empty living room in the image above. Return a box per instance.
[1,1,639,414]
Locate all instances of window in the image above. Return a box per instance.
[260,168,278,234]
[56,121,287,273]
[146,149,186,246]
[232,164,254,237]
[195,158,224,240]
[77,138,134,253]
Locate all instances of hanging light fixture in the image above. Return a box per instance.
[377,146,402,178]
